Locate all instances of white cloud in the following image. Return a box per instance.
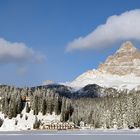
[66,9,140,51]
[0,38,46,64]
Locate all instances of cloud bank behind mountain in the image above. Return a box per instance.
[66,9,140,51]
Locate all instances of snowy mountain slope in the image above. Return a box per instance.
[68,41,140,90]
[69,70,140,90]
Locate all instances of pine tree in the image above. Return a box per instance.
[33,116,41,129]
[41,99,47,115]
[26,102,30,113]
[33,95,39,115]
[16,95,23,114]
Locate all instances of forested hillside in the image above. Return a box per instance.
[0,84,139,130]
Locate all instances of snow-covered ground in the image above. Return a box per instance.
[0,103,60,131]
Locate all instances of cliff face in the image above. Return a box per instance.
[98,41,140,76]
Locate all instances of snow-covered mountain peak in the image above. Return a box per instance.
[68,41,140,90]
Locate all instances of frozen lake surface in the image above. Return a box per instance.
[0,130,140,140]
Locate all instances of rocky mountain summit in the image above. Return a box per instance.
[69,41,140,90]
[98,41,140,76]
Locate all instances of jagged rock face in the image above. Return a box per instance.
[98,41,140,76]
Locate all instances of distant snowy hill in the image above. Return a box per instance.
[68,41,140,90]
[42,80,57,85]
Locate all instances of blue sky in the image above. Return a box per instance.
[0,0,140,87]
